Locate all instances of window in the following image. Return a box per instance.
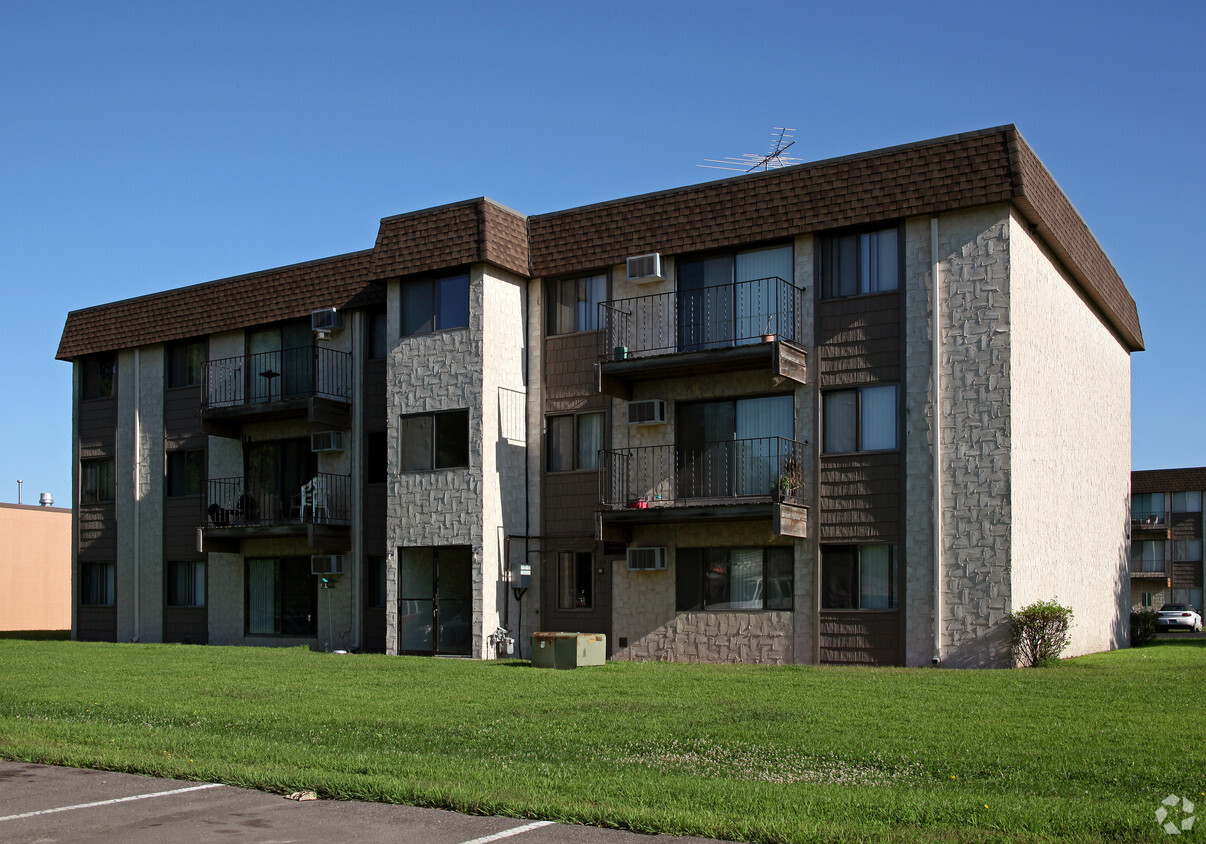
[1141,592,1153,608]
[399,410,470,471]
[367,306,388,359]
[822,385,898,453]
[821,544,898,609]
[166,339,206,388]
[167,561,205,607]
[166,450,204,497]
[401,273,469,335]
[80,562,115,606]
[821,227,899,298]
[1172,491,1202,513]
[1131,540,1165,572]
[558,551,593,609]
[547,412,604,471]
[82,353,116,400]
[366,556,386,609]
[1132,492,1166,522]
[1173,540,1203,562]
[81,458,115,504]
[675,547,793,611]
[365,431,387,483]
[245,557,316,635]
[1171,588,1203,612]
[547,274,607,335]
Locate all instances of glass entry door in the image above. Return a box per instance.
[399,546,472,655]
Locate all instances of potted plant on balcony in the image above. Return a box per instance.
[773,456,799,502]
[761,316,776,343]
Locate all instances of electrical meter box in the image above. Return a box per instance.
[511,559,531,591]
[530,632,606,669]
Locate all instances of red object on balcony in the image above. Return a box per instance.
[627,499,648,509]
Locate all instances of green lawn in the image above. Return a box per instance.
[1,640,1202,843]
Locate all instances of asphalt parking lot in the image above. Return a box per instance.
[0,762,722,844]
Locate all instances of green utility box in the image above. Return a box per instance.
[530,632,606,669]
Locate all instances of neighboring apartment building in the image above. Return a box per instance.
[57,125,1143,667]
[0,502,72,632]
[1130,468,1205,612]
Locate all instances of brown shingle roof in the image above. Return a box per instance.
[57,250,378,360]
[528,125,1142,351]
[57,125,1142,359]
[1132,468,1206,495]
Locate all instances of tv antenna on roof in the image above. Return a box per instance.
[701,127,802,173]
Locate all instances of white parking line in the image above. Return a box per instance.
[0,782,224,822]
[457,820,556,844]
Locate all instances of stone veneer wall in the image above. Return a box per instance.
[385,273,485,655]
[611,521,795,663]
[115,346,165,642]
[1008,212,1131,656]
[936,205,1013,668]
[902,217,937,666]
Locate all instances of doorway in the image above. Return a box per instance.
[398,545,472,655]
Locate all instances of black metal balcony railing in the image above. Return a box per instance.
[1130,511,1168,528]
[601,436,806,509]
[203,347,352,410]
[599,277,806,361]
[205,473,351,527]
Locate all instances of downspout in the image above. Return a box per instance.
[930,216,942,665]
[132,346,141,642]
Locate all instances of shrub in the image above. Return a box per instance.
[1010,599,1074,667]
[1130,609,1160,647]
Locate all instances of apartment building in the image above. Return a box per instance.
[1130,468,1205,612]
[57,125,1142,667]
[0,502,72,632]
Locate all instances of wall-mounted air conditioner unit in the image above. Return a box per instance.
[311,308,344,335]
[627,547,667,571]
[311,554,346,576]
[310,431,345,453]
[627,399,667,425]
[626,253,666,284]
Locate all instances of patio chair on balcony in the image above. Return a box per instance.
[293,476,331,524]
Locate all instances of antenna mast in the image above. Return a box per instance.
[701,127,802,172]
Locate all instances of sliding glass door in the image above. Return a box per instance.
[676,395,793,499]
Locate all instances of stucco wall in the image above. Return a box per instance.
[0,504,72,630]
[935,205,1013,668]
[1008,212,1131,656]
[480,265,528,658]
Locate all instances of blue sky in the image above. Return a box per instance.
[2,0,1203,503]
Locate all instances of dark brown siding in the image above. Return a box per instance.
[544,332,607,412]
[79,397,117,452]
[819,453,902,540]
[819,611,902,665]
[163,607,207,644]
[79,504,117,559]
[164,386,204,446]
[543,472,599,538]
[363,486,387,554]
[78,606,116,642]
[363,360,387,429]
[1170,512,1202,541]
[1172,562,1203,590]
[817,293,900,387]
[164,497,204,558]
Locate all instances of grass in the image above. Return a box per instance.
[1,640,1203,843]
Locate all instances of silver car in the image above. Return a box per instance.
[1157,604,1203,632]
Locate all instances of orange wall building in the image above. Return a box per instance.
[0,503,72,631]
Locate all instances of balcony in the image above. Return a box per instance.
[201,473,351,552]
[1131,511,1171,539]
[201,347,353,437]
[599,436,808,539]
[597,278,808,398]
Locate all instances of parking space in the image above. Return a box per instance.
[0,762,720,844]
